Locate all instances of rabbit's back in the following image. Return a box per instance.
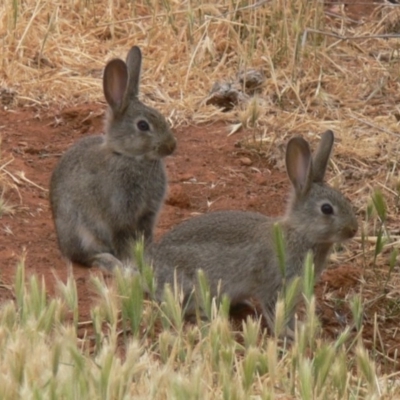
[153,210,267,245]
[151,210,282,303]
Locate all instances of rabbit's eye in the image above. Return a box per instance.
[137,120,150,131]
[321,203,334,215]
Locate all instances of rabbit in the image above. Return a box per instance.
[50,46,176,271]
[149,130,357,333]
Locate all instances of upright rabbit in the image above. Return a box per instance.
[150,130,357,331]
[50,46,176,271]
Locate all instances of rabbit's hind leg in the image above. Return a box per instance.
[90,253,123,271]
[72,224,123,270]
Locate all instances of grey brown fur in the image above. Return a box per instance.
[50,46,176,271]
[149,130,357,331]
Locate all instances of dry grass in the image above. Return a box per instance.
[1,0,400,397]
[0,1,399,199]
[0,137,17,217]
[1,259,400,399]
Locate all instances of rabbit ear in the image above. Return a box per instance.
[286,137,313,198]
[312,130,334,183]
[124,46,142,99]
[103,59,128,112]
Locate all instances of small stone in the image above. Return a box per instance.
[237,69,265,93]
[205,81,249,111]
[239,157,252,166]
[253,173,267,186]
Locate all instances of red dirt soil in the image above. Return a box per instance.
[0,104,399,369]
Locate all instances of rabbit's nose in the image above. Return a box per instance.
[344,223,358,239]
[168,137,177,153]
[159,136,176,156]
[349,227,357,237]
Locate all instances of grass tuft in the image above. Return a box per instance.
[0,253,399,397]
